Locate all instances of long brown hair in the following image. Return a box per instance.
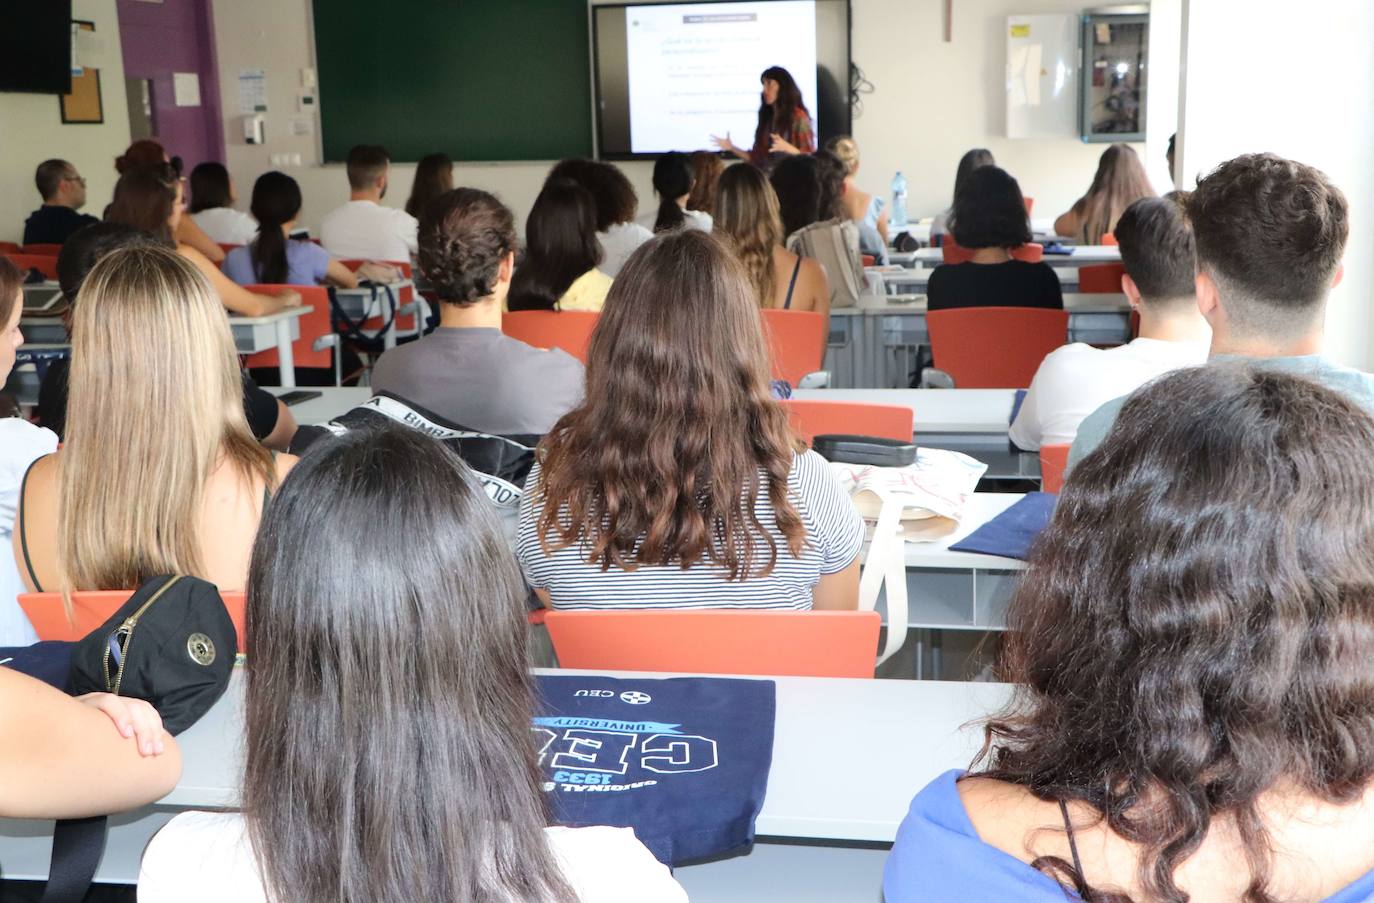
[105,163,178,245]
[1077,143,1154,243]
[713,164,784,308]
[686,151,725,214]
[536,230,805,579]
[244,427,575,902]
[976,364,1374,902]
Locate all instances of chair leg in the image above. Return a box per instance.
[914,631,925,680]
[931,629,943,681]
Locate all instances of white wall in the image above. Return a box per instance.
[208,0,1164,236]
[0,0,131,241]
[1177,0,1374,369]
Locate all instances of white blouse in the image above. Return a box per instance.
[0,419,57,645]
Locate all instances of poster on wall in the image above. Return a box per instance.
[61,21,104,124]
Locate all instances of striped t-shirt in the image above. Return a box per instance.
[516,450,865,611]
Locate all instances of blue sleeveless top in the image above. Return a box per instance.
[884,770,1374,903]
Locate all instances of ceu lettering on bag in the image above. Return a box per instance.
[534,674,776,865]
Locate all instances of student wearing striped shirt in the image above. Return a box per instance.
[516,230,864,612]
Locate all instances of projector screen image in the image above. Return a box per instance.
[594,0,850,159]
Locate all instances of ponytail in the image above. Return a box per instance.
[248,171,303,285]
[650,152,693,234]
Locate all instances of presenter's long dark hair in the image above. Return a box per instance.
[754,66,808,152]
[652,152,694,233]
[248,171,302,286]
[243,427,577,903]
[507,179,602,311]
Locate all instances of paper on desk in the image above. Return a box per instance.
[832,450,988,542]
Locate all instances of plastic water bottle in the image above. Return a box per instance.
[890,171,908,229]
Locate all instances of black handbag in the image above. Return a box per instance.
[42,574,237,903]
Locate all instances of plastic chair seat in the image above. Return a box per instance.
[1040,443,1070,493]
[761,309,827,385]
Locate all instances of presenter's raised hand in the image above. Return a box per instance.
[770,134,802,155]
[710,132,737,152]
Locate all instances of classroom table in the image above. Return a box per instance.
[905,244,1120,270]
[330,280,418,350]
[868,265,1079,292]
[0,668,1011,902]
[20,281,63,314]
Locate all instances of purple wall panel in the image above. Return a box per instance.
[116,0,225,169]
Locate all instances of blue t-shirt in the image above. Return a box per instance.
[885,770,1374,902]
[223,239,330,287]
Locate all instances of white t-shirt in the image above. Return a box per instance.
[319,199,418,262]
[635,207,713,234]
[0,420,58,645]
[190,208,259,247]
[597,221,654,278]
[138,811,686,903]
[1009,337,1211,450]
[517,449,865,611]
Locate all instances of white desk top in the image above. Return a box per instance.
[791,388,1016,434]
[227,305,313,326]
[848,292,1129,316]
[908,245,1120,268]
[165,667,1013,843]
[903,492,1027,570]
[270,386,369,424]
[870,267,1078,289]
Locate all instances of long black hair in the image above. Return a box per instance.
[507,179,602,311]
[754,66,808,152]
[651,152,693,234]
[769,154,821,238]
[188,161,232,213]
[244,426,576,902]
[248,171,302,285]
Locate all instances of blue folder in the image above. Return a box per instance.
[948,492,1057,560]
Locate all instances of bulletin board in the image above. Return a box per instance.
[60,20,103,124]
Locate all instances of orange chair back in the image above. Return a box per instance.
[927,306,1069,388]
[5,254,59,280]
[782,399,912,445]
[339,258,419,333]
[242,284,333,369]
[1040,443,1070,493]
[0,241,21,255]
[545,609,881,678]
[20,243,62,257]
[502,310,600,363]
[217,243,242,255]
[1100,232,1118,246]
[1078,263,1125,294]
[19,590,248,654]
[942,239,1044,265]
[1023,196,1035,216]
[761,308,826,385]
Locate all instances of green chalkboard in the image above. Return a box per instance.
[313,0,593,162]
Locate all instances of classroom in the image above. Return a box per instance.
[1,0,1372,901]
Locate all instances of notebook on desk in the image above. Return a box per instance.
[948,491,1056,560]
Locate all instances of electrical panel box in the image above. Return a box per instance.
[1080,11,1149,142]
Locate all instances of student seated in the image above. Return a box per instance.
[641,152,712,234]
[779,151,864,309]
[930,148,994,246]
[105,164,300,317]
[372,188,584,435]
[517,230,862,611]
[37,223,297,451]
[1009,197,1210,450]
[188,161,257,247]
[825,136,888,261]
[114,140,224,262]
[1069,153,1368,466]
[507,179,612,312]
[223,171,362,289]
[319,144,418,262]
[886,365,1374,902]
[138,427,686,902]
[15,245,295,595]
[0,256,58,644]
[549,158,652,279]
[926,166,1063,312]
[403,151,453,220]
[1053,143,1155,244]
[714,163,828,314]
[686,150,725,217]
[23,159,99,246]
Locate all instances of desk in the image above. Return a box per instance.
[0,669,1012,901]
[269,386,368,424]
[869,266,1079,292]
[906,244,1120,269]
[331,281,418,350]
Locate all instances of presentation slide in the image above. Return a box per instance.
[622,1,818,155]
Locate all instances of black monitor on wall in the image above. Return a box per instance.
[593,0,851,160]
[0,0,73,94]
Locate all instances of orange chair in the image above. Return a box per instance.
[761,308,827,385]
[941,239,1044,265]
[5,254,60,280]
[782,399,913,445]
[1023,197,1035,216]
[20,243,62,257]
[217,242,242,256]
[544,609,882,678]
[0,241,21,255]
[1040,443,1070,493]
[1078,263,1125,294]
[242,283,337,378]
[502,310,600,363]
[926,307,1069,388]
[19,590,248,654]
[1100,232,1118,246]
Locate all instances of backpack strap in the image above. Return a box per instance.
[39,815,107,903]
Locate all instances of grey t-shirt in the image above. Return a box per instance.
[1067,354,1374,470]
[370,327,585,436]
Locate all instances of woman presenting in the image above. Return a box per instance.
[713,66,814,167]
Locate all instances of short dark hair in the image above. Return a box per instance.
[418,188,518,306]
[1114,197,1196,305]
[35,159,73,201]
[1185,153,1348,320]
[57,221,163,305]
[950,166,1032,249]
[346,145,390,191]
[547,159,638,231]
[769,154,821,237]
[189,161,232,213]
